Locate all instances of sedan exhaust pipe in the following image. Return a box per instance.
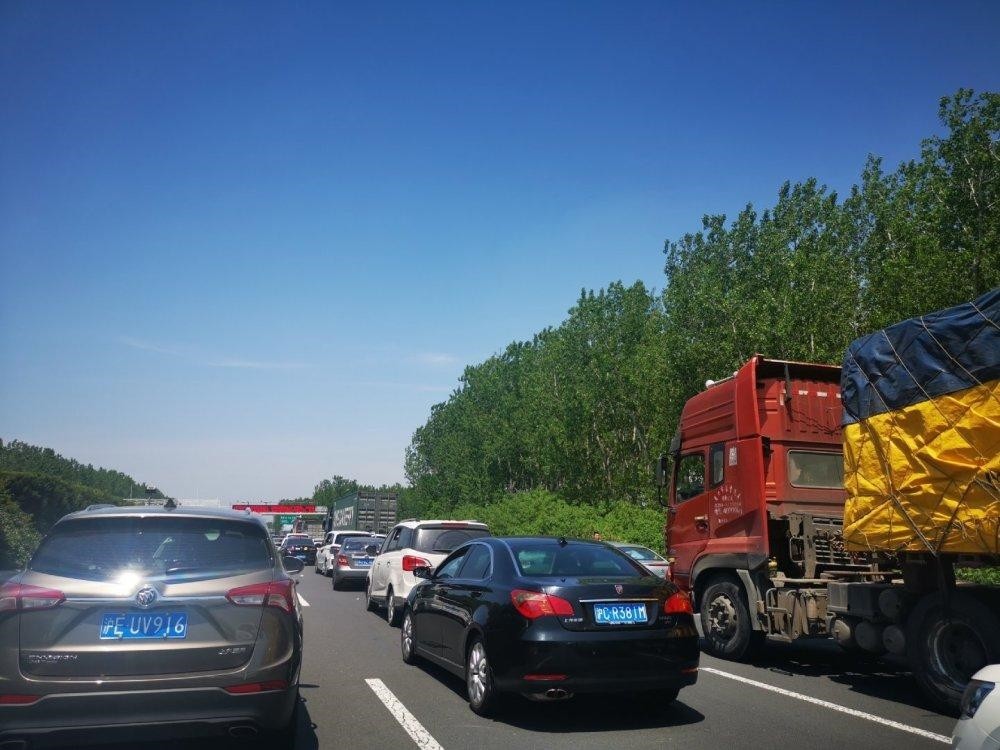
[228,724,259,738]
[545,688,571,699]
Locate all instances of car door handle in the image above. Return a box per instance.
[470,591,482,599]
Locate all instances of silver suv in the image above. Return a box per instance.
[0,505,303,748]
[366,519,489,625]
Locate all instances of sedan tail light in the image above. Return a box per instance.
[0,582,65,612]
[402,555,431,572]
[337,554,349,566]
[510,589,575,618]
[664,591,693,614]
[226,580,295,613]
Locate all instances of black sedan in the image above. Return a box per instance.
[400,536,699,716]
[280,535,317,565]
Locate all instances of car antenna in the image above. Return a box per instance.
[163,497,177,510]
[558,536,568,546]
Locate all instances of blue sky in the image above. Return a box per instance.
[2,1,998,501]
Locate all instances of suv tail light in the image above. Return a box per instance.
[402,555,431,572]
[510,589,575,618]
[664,591,693,614]
[0,582,65,612]
[226,580,296,613]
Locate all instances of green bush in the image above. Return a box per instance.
[443,489,666,553]
[957,567,1000,586]
[0,494,41,570]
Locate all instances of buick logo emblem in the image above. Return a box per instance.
[135,587,157,608]
[614,584,623,594]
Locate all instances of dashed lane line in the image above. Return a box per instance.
[700,666,951,744]
[366,677,444,750]
[297,593,310,607]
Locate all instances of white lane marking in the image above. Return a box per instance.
[297,593,310,607]
[700,667,951,744]
[366,677,444,750]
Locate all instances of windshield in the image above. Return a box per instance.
[30,517,273,582]
[341,538,377,552]
[618,545,659,561]
[412,526,490,553]
[509,542,646,578]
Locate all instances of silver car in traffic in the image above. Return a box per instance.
[0,504,303,748]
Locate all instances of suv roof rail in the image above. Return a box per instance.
[84,503,118,512]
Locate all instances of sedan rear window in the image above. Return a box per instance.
[509,542,646,577]
[412,526,490,553]
[341,537,377,551]
[30,517,273,582]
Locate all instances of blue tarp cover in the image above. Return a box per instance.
[841,288,1000,426]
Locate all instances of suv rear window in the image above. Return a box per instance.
[30,517,273,582]
[412,525,490,553]
[509,542,645,577]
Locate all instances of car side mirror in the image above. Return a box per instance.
[412,565,432,580]
[282,556,304,574]
[365,545,379,556]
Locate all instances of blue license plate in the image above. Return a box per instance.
[355,558,372,567]
[592,602,647,625]
[99,612,188,640]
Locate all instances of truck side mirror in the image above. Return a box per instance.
[655,454,671,488]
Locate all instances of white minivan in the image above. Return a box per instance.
[366,520,490,625]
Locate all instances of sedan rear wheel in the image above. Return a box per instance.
[466,638,499,716]
[401,610,419,664]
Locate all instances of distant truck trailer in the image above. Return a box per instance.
[324,491,398,535]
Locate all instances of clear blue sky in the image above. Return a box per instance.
[2,1,998,501]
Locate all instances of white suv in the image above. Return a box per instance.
[366,519,490,625]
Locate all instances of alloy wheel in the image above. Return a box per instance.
[467,642,488,707]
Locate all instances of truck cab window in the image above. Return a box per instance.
[710,443,725,486]
[675,453,706,502]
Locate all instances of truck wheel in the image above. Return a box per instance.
[700,578,762,660]
[906,591,1000,714]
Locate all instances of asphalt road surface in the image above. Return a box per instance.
[92,568,958,750]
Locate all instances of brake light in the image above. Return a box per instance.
[0,694,42,705]
[402,555,431,572]
[664,591,693,614]
[224,679,288,694]
[337,554,349,566]
[226,580,296,613]
[0,582,65,612]
[510,589,575,618]
[523,674,567,681]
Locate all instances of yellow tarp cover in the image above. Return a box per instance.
[843,379,1000,554]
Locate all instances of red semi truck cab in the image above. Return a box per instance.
[665,356,876,658]
[667,355,848,588]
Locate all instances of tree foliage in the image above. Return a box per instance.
[402,90,999,549]
[0,439,164,501]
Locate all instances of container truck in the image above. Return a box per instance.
[659,289,999,712]
[323,491,398,535]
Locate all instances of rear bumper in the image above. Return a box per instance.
[334,568,370,581]
[492,623,700,695]
[0,685,297,746]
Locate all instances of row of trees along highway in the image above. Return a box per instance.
[398,90,1000,554]
[0,439,166,568]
